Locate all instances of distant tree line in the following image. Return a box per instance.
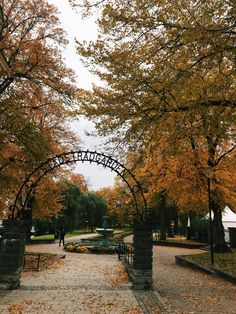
[33,181,108,235]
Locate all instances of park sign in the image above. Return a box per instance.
[47,150,129,177]
[10,150,147,221]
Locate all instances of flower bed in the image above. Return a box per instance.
[63,241,120,254]
[90,245,120,254]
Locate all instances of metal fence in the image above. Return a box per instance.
[118,241,134,267]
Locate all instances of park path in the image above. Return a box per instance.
[5,253,140,314]
[0,234,236,313]
[125,235,236,313]
[0,234,161,314]
[152,246,236,314]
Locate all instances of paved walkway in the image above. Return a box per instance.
[0,234,161,314]
[0,235,236,313]
[1,255,140,313]
[152,246,236,314]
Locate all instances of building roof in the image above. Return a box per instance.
[222,206,236,222]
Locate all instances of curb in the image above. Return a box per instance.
[175,255,215,275]
[152,287,174,314]
[27,239,55,244]
[153,240,206,249]
[0,283,10,291]
[122,259,172,313]
[175,255,236,284]
[212,267,236,284]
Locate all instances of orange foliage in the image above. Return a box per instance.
[69,173,88,192]
[97,179,134,224]
[0,0,80,218]
[143,109,236,214]
[32,177,65,219]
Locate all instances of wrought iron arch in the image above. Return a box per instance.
[10,150,148,222]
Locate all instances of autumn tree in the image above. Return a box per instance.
[97,176,139,227]
[142,107,236,252]
[72,0,236,251]
[33,179,81,235]
[61,175,107,232]
[73,0,236,155]
[69,173,89,192]
[74,0,235,131]
[34,178,108,234]
[0,0,80,219]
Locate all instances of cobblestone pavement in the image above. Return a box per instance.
[0,235,163,313]
[0,253,143,313]
[1,235,236,313]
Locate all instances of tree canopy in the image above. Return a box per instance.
[75,0,235,150]
[72,0,236,251]
[0,0,80,218]
[58,179,107,232]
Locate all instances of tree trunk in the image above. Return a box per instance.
[167,220,174,237]
[174,217,178,236]
[212,204,231,253]
[206,139,231,253]
[159,194,167,240]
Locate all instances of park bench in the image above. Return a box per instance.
[23,252,41,271]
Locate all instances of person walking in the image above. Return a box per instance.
[59,228,65,247]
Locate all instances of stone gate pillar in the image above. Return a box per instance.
[133,223,153,290]
[0,219,28,289]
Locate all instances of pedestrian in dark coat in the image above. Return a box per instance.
[59,228,65,247]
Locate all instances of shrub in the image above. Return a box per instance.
[63,241,120,254]
[75,246,89,253]
[90,245,119,254]
[65,244,75,252]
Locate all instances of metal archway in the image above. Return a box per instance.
[9,150,148,222]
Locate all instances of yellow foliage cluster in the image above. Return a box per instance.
[97,179,135,225]
[73,0,236,218]
[75,246,89,253]
[65,245,74,252]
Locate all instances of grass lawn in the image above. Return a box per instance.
[153,235,207,245]
[31,229,93,241]
[31,234,55,240]
[32,229,134,241]
[185,249,236,276]
[65,230,92,238]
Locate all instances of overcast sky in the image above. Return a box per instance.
[49,0,116,190]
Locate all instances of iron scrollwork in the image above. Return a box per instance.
[10,150,147,221]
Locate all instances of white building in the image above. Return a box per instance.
[222,206,236,242]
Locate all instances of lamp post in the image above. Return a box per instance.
[202,167,214,266]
